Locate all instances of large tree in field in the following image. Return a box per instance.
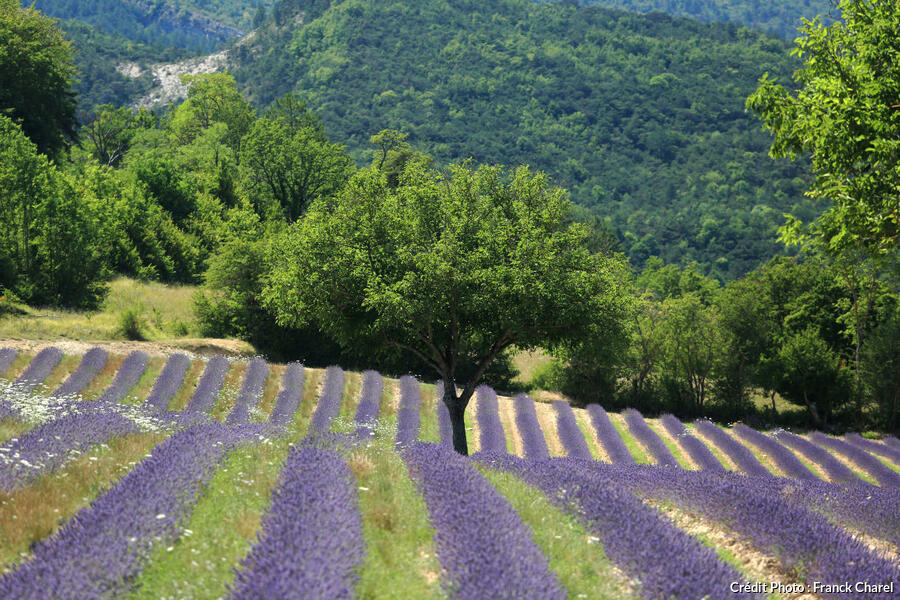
[263,158,631,454]
[747,0,900,255]
[0,0,77,159]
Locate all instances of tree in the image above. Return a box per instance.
[240,117,354,221]
[168,73,255,154]
[0,0,78,159]
[747,0,900,255]
[83,104,140,168]
[263,159,630,454]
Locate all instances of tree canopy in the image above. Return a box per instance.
[262,157,631,454]
[0,0,77,158]
[747,0,900,256]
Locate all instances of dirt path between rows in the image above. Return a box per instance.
[0,338,255,359]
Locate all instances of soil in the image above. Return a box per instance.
[0,338,255,360]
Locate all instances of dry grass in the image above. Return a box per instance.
[689,424,740,472]
[574,407,609,461]
[342,370,363,420]
[0,419,31,445]
[0,278,200,342]
[1,352,34,381]
[0,432,167,570]
[510,348,553,385]
[497,395,523,457]
[648,419,698,470]
[532,399,566,457]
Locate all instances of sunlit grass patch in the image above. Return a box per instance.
[1,352,34,382]
[127,435,290,600]
[645,419,694,469]
[480,467,636,599]
[419,383,441,443]
[352,434,444,599]
[256,363,285,421]
[40,354,81,394]
[0,419,31,445]
[608,413,650,464]
[80,353,125,400]
[122,356,167,406]
[0,432,167,570]
[167,357,206,411]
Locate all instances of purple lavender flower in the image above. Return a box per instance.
[602,463,900,597]
[0,347,18,378]
[660,414,725,472]
[406,443,565,599]
[476,385,506,453]
[886,436,900,450]
[228,444,364,600]
[731,424,816,480]
[15,347,63,392]
[225,358,269,425]
[0,409,137,492]
[351,370,382,438]
[843,433,900,467]
[96,350,148,403]
[269,363,305,427]
[586,404,634,464]
[514,394,549,460]
[143,353,190,411]
[308,366,344,436]
[694,420,770,476]
[772,429,861,485]
[395,375,421,447]
[0,423,260,599]
[476,453,756,599]
[435,381,453,448]
[623,408,679,467]
[186,355,230,414]
[552,400,592,459]
[52,347,108,398]
[809,432,900,487]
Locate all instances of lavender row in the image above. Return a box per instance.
[602,463,900,598]
[772,430,861,485]
[97,350,149,403]
[478,453,754,599]
[552,400,592,459]
[514,394,550,460]
[0,347,17,378]
[886,436,900,450]
[809,432,900,487]
[660,414,724,472]
[185,355,230,414]
[623,408,679,467]
[269,363,305,427]
[0,423,260,599]
[225,358,270,425]
[0,408,137,492]
[52,347,108,398]
[475,385,506,453]
[143,353,190,411]
[586,404,634,464]
[844,433,900,465]
[15,347,63,392]
[308,366,344,436]
[434,381,453,447]
[731,424,815,480]
[693,420,770,476]
[228,444,364,600]
[406,443,564,599]
[774,477,900,548]
[351,370,382,438]
[395,375,422,447]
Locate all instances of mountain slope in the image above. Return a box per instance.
[233,0,820,277]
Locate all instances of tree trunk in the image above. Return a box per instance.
[442,378,468,455]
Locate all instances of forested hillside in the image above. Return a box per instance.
[231,0,818,277]
[550,0,836,38]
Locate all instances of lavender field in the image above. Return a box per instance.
[0,346,898,599]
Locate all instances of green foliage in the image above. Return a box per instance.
[239,111,354,221]
[747,0,900,256]
[861,299,900,432]
[0,115,107,308]
[558,0,836,39]
[117,307,146,340]
[169,73,255,154]
[0,1,77,159]
[232,0,817,277]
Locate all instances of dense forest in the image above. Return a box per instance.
[552,0,837,39]
[230,0,819,277]
[2,0,898,434]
